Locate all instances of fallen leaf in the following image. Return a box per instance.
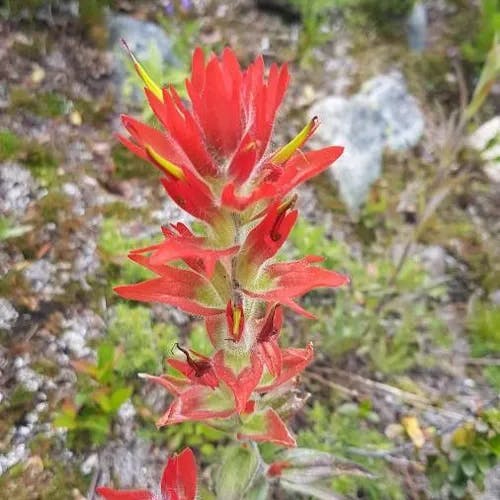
[30,65,45,84]
[402,415,425,448]
[69,110,82,126]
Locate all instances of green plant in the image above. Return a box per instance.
[0,130,23,161]
[53,343,133,448]
[344,0,415,35]
[298,401,404,499]
[0,217,32,241]
[98,217,156,287]
[426,409,500,498]
[467,300,500,391]
[289,0,336,63]
[107,303,178,377]
[288,219,448,372]
[462,0,500,65]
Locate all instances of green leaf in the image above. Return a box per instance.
[450,482,467,499]
[476,454,492,474]
[281,479,342,500]
[489,434,500,455]
[215,445,260,500]
[460,454,476,478]
[245,476,269,500]
[109,386,133,413]
[53,413,77,430]
[96,343,115,382]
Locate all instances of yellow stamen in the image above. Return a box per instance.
[271,116,319,164]
[146,146,184,179]
[233,306,242,335]
[122,39,163,101]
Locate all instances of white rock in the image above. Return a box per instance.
[468,116,500,151]
[81,453,99,475]
[310,72,424,215]
[0,298,18,331]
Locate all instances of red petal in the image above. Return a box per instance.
[160,448,197,500]
[273,146,344,197]
[258,339,283,378]
[96,487,152,500]
[114,265,225,317]
[240,201,298,268]
[161,87,218,177]
[243,257,349,316]
[267,460,291,478]
[237,408,296,447]
[157,385,235,426]
[121,115,192,173]
[160,172,218,222]
[221,181,276,211]
[257,343,314,393]
[139,373,190,396]
[147,236,238,278]
[213,351,263,413]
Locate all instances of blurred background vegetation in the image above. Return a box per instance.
[0,0,499,499]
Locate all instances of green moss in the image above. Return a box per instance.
[32,358,59,378]
[345,0,415,37]
[111,143,157,180]
[0,452,88,500]
[0,386,34,436]
[10,87,67,118]
[73,95,114,126]
[467,301,500,390]
[98,217,157,287]
[99,201,142,222]
[107,303,178,377]
[0,133,60,185]
[37,191,72,222]
[0,130,23,161]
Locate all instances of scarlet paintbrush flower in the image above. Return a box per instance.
[119,43,343,221]
[114,45,348,448]
[96,447,197,500]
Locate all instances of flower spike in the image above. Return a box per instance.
[115,45,348,449]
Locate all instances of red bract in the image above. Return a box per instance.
[114,254,226,316]
[119,45,343,219]
[129,222,238,277]
[115,45,348,448]
[244,256,349,318]
[96,447,197,500]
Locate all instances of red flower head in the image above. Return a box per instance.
[114,45,348,446]
[119,43,343,221]
[96,447,197,500]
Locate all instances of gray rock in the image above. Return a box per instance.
[108,14,177,102]
[23,259,62,299]
[98,439,155,490]
[60,310,105,359]
[480,464,500,500]
[0,298,18,331]
[310,72,424,216]
[0,163,37,217]
[407,1,427,53]
[419,245,448,278]
[489,290,500,306]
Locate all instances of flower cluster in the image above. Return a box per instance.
[115,45,347,446]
